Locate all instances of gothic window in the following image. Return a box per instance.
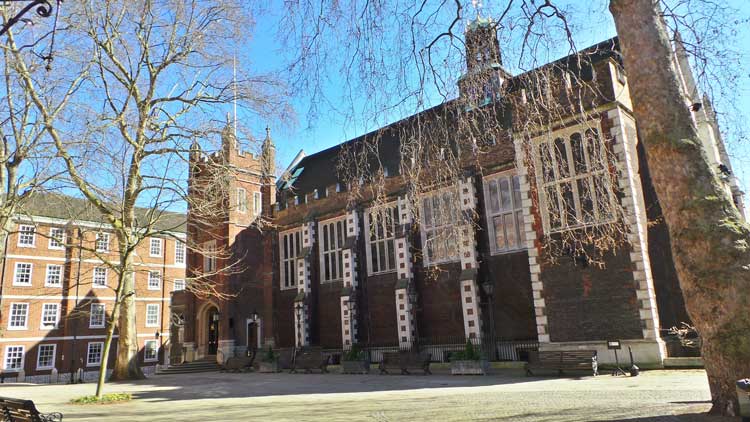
[279,229,301,289]
[237,188,248,214]
[319,217,347,283]
[202,240,216,273]
[365,204,399,274]
[420,188,462,265]
[535,124,614,233]
[484,172,525,253]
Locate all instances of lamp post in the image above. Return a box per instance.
[294,302,304,348]
[407,286,419,350]
[481,279,496,360]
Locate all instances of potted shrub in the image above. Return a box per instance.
[258,347,280,373]
[341,344,369,374]
[450,341,490,375]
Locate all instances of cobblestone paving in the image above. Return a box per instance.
[0,369,736,421]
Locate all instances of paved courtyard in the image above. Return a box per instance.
[0,369,735,421]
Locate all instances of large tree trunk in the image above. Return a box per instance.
[110,263,145,381]
[610,0,750,416]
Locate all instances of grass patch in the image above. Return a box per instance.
[70,393,132,405]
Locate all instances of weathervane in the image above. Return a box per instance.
[471,0,483,18]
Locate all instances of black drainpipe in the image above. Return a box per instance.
[70,227,83,383]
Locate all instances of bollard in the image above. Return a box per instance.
[737,379,750,422]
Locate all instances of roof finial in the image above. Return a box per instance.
[472,0,483,18]
[265,125,271,139]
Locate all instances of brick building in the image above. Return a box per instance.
[0,194,186,382]
[174,21,744,367]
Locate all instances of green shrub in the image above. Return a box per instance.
[343,344,366,361]
[261,346,278,363]
[451,340,482,361]
[70,393,132,405]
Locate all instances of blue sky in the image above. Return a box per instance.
[238,1,750,210]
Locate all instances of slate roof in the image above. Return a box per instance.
[279,38,621,199]
[19,192,186,233]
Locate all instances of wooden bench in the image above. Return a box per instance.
[290,347,329,373]
[525,350,598,376]
[379,351,432,375]
[0,396,62,421]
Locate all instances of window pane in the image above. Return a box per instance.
[423,198,432,228]
[560,182,577,226]
[370,243,379,273]
[499,178,511,211]
[488,180,500,214]
[515,210,526,244]
[570,132,587,175]
[540,142,554,183]
[586,129,604,170]
[593,174,612,220]
[545,186,561,229]
[386,239,395,271]
[504,213,517,249]
[512,176,522,209]
[577,178,595,222]
[554,137,570,178]
[493,215,507,250]
[378,242,386,273]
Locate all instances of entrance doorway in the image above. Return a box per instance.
[207,307,219,355]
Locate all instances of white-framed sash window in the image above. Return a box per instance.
[93,267,107,288]
[40,303,60,329]
[87,342,104,366]
[143,340,159,362]
[45,264,63,287]
[49,227,65,249]
[3,346,24,371]
[148,270,162,290]
[36,344,56,370]
[17,224,35,247]
[8,303,29,330]
[96,232,110,252]
[13,262,33,286]
[174,241,186,265]
[89,303,106,328]
[145,304,160,327]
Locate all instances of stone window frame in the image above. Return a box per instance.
[533,121,617,233]
[147,270,162,291]
[48,227,65,250]
[17,224,36,248]
[40,303,60,329]
[149,238,163,257]
[93,267,108,289]
[237,187,248,214]
[8,302,29,330]
[363,202,399,275]
[279,228,302,290]
[318,215,348,284]
[45,264,63,287]
[89,303,106,328]
[419,186,463,266]
[86,342,104,367]
[36,343,56,370]
[253,191,262,216]
[202,240,217,273]
[143,339,159,362]
[145,303,160,327]
[3,345,24,372]
[483,171,526,254]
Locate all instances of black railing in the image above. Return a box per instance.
[321,336,539,364]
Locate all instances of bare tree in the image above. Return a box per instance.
[6,0,284,398]
[610,0,749,414]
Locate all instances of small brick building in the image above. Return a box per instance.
[174,21,743,366]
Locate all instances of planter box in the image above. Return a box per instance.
[341,360,369,374]
[451,360,490,375]
[258,361,280,373]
